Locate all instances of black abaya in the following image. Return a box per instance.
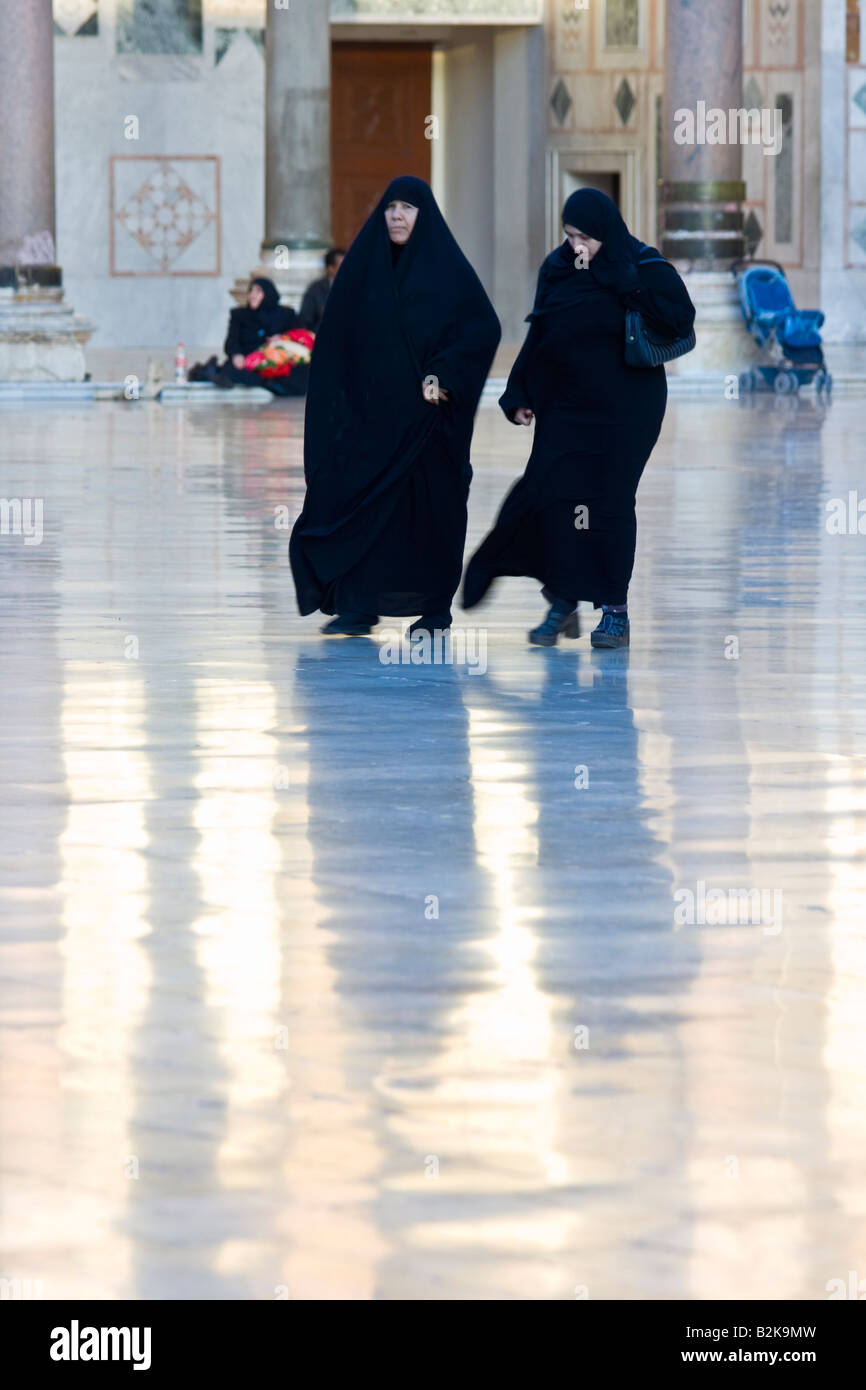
[463,190,695,611]
[290,176,501,619]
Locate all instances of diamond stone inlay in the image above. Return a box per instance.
[115,161,215,273]
[614,77,635,126]
[743,210,763,257]
[743,76,763,111]
[550,78,573,126]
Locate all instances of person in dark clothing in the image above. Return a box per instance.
[290,175,501,637]
[218,277,309,396]
[299,248,346,333]
[463,188,695,649]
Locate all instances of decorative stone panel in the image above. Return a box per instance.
[110,156,220,276]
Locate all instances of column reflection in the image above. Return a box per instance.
[463,652,698,1298]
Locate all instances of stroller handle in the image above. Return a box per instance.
[730,258,786,277]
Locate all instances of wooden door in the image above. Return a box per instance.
[331,44,433,249]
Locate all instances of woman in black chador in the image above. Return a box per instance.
[215,277,309,396]
[463,188,695,649]
[290,175,501,636]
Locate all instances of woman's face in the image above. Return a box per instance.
[248,283,265,310]
[385,201,419,245]
[564,224,602,262]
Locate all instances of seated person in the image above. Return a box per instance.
[299,248,346,332]
[217,277,310,396]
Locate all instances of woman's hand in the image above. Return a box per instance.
[232,354,246,369]
[513,407,534,426]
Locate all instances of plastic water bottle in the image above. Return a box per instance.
[174,343,187,384]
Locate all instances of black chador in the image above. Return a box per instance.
[290,176,501,631]
[225,276,297,358]
[463,189,695,640]
[221,277,308,396]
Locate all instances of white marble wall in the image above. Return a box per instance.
[55,1,266,350]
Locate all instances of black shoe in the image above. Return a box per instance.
[321,614,377,636]
[408,612,452,637]
[528,602,579,647]
[188,357,215,382]
[591,611,630,648]
[213,368,235,390]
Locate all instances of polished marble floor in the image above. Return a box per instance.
[1,390,865,1301]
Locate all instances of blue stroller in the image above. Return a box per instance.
[732,259,831,395]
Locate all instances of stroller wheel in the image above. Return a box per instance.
[814,369,833,397]
[774,370,799,395]
[738,369,756,393]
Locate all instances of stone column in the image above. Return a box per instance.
[493,25,547,344]
[661,0,756,379]
[233,0,332,311]
[0,0,92,382]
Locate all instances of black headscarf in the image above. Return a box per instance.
[530,188,645,319]
[246,276,289,336]
[291,175,500,614]
[225,276,296,359]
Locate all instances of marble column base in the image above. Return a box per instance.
[230,246,330,314]
[0,289,94,382]
[664,270,760,379]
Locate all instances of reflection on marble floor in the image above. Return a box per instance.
[1,392,865,1301]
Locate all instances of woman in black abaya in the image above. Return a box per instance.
[290,175,501,636]
[463,189,695,648]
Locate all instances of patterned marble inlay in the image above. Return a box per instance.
[550,78,573,127]
[851,219,866,256]
[555,0,589,70]
[605,0,640,49]
[854,83,866,119]
[111,157,219,276]
[53,0,98,36]
[614,77,636,126]
[765,0,792,47]
[760,0,798,67]
[116,0,203,55]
